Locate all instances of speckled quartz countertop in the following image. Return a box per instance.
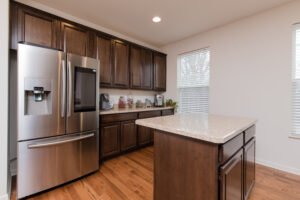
[135,113,256,144]
[99,106,174,115]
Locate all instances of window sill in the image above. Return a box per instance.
[289,134,300,140]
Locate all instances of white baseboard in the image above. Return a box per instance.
[0,194,9,200]
[256,158,300,176]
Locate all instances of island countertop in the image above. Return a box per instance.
[135,113,256,144]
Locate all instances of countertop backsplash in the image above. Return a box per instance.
[100,88,161,104]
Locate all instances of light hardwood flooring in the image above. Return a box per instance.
[11,147,300,200]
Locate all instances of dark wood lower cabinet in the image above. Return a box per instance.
[138,126,153,146]
[244,138,256,200]
[101,123,120,158]
[137,110,161,146]
[220,149,244,200]
[100,108,174,161]
[121,120,137,151]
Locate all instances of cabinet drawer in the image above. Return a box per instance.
[219,133,243,164]
[244,125,255,144]
[139,111,161,119]
[161,109,174,116]
[100,113,137,124]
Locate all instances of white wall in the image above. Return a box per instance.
[0,0,10,199]
[162,0,300,175]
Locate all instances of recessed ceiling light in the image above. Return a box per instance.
[152,16,161,23]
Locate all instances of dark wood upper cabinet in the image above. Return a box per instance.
[10,2,167,91]
[130,46,153,89]
[153,53,167,91]
[60,22,90,56]
[130,45,143,88]
[141,49,153,89]
[96,35,113,86]
[10,3,59,49]
[60,22,88,56]
[112,40,129,88]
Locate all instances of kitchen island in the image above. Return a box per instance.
[136,113,256,200]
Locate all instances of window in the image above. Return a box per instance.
[292,25,300,135]
[177,48,210,113]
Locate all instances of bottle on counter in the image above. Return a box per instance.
[136,100,144,108]
[118,96,126,109]
[127,97,134,109]
[145,98,153,108]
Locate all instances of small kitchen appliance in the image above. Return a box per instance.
[100,93,113,110]
[154,94,164,107]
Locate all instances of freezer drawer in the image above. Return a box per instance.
[17,131,99,199]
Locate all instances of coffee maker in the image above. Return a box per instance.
[154,94,164,107]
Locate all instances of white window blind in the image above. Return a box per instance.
[177,48,210,113]
[292,26,300,135]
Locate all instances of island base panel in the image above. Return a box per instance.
[154,130,219,200]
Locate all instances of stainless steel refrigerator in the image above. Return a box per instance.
[17,44,99,199]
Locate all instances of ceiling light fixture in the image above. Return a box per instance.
[152,16,161,23]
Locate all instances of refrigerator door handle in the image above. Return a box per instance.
[27,133,95,149]
[61,60,66,118]
[67,61,72,117]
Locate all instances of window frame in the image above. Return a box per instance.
[291,23,300,139]
[177,48,210,114]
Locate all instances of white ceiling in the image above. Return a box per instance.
[30,0,292,47]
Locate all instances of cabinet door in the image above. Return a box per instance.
[97,35,113,86]
[138,126,153,146]
[113,40,129,88]
[60,22,90,56]
[220,149,243,200]
[101,123,120,159]
[153,53,167,91]
[244,139,255,200]
[11,3,59,49]
[121,121,137,151]
[130,45,142,88]
[141,49,153,89]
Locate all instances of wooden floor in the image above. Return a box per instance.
[11,147,300,200]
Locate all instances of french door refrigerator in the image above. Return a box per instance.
[17,44,99,199]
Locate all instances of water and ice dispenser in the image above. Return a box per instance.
[24,78,52,115]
